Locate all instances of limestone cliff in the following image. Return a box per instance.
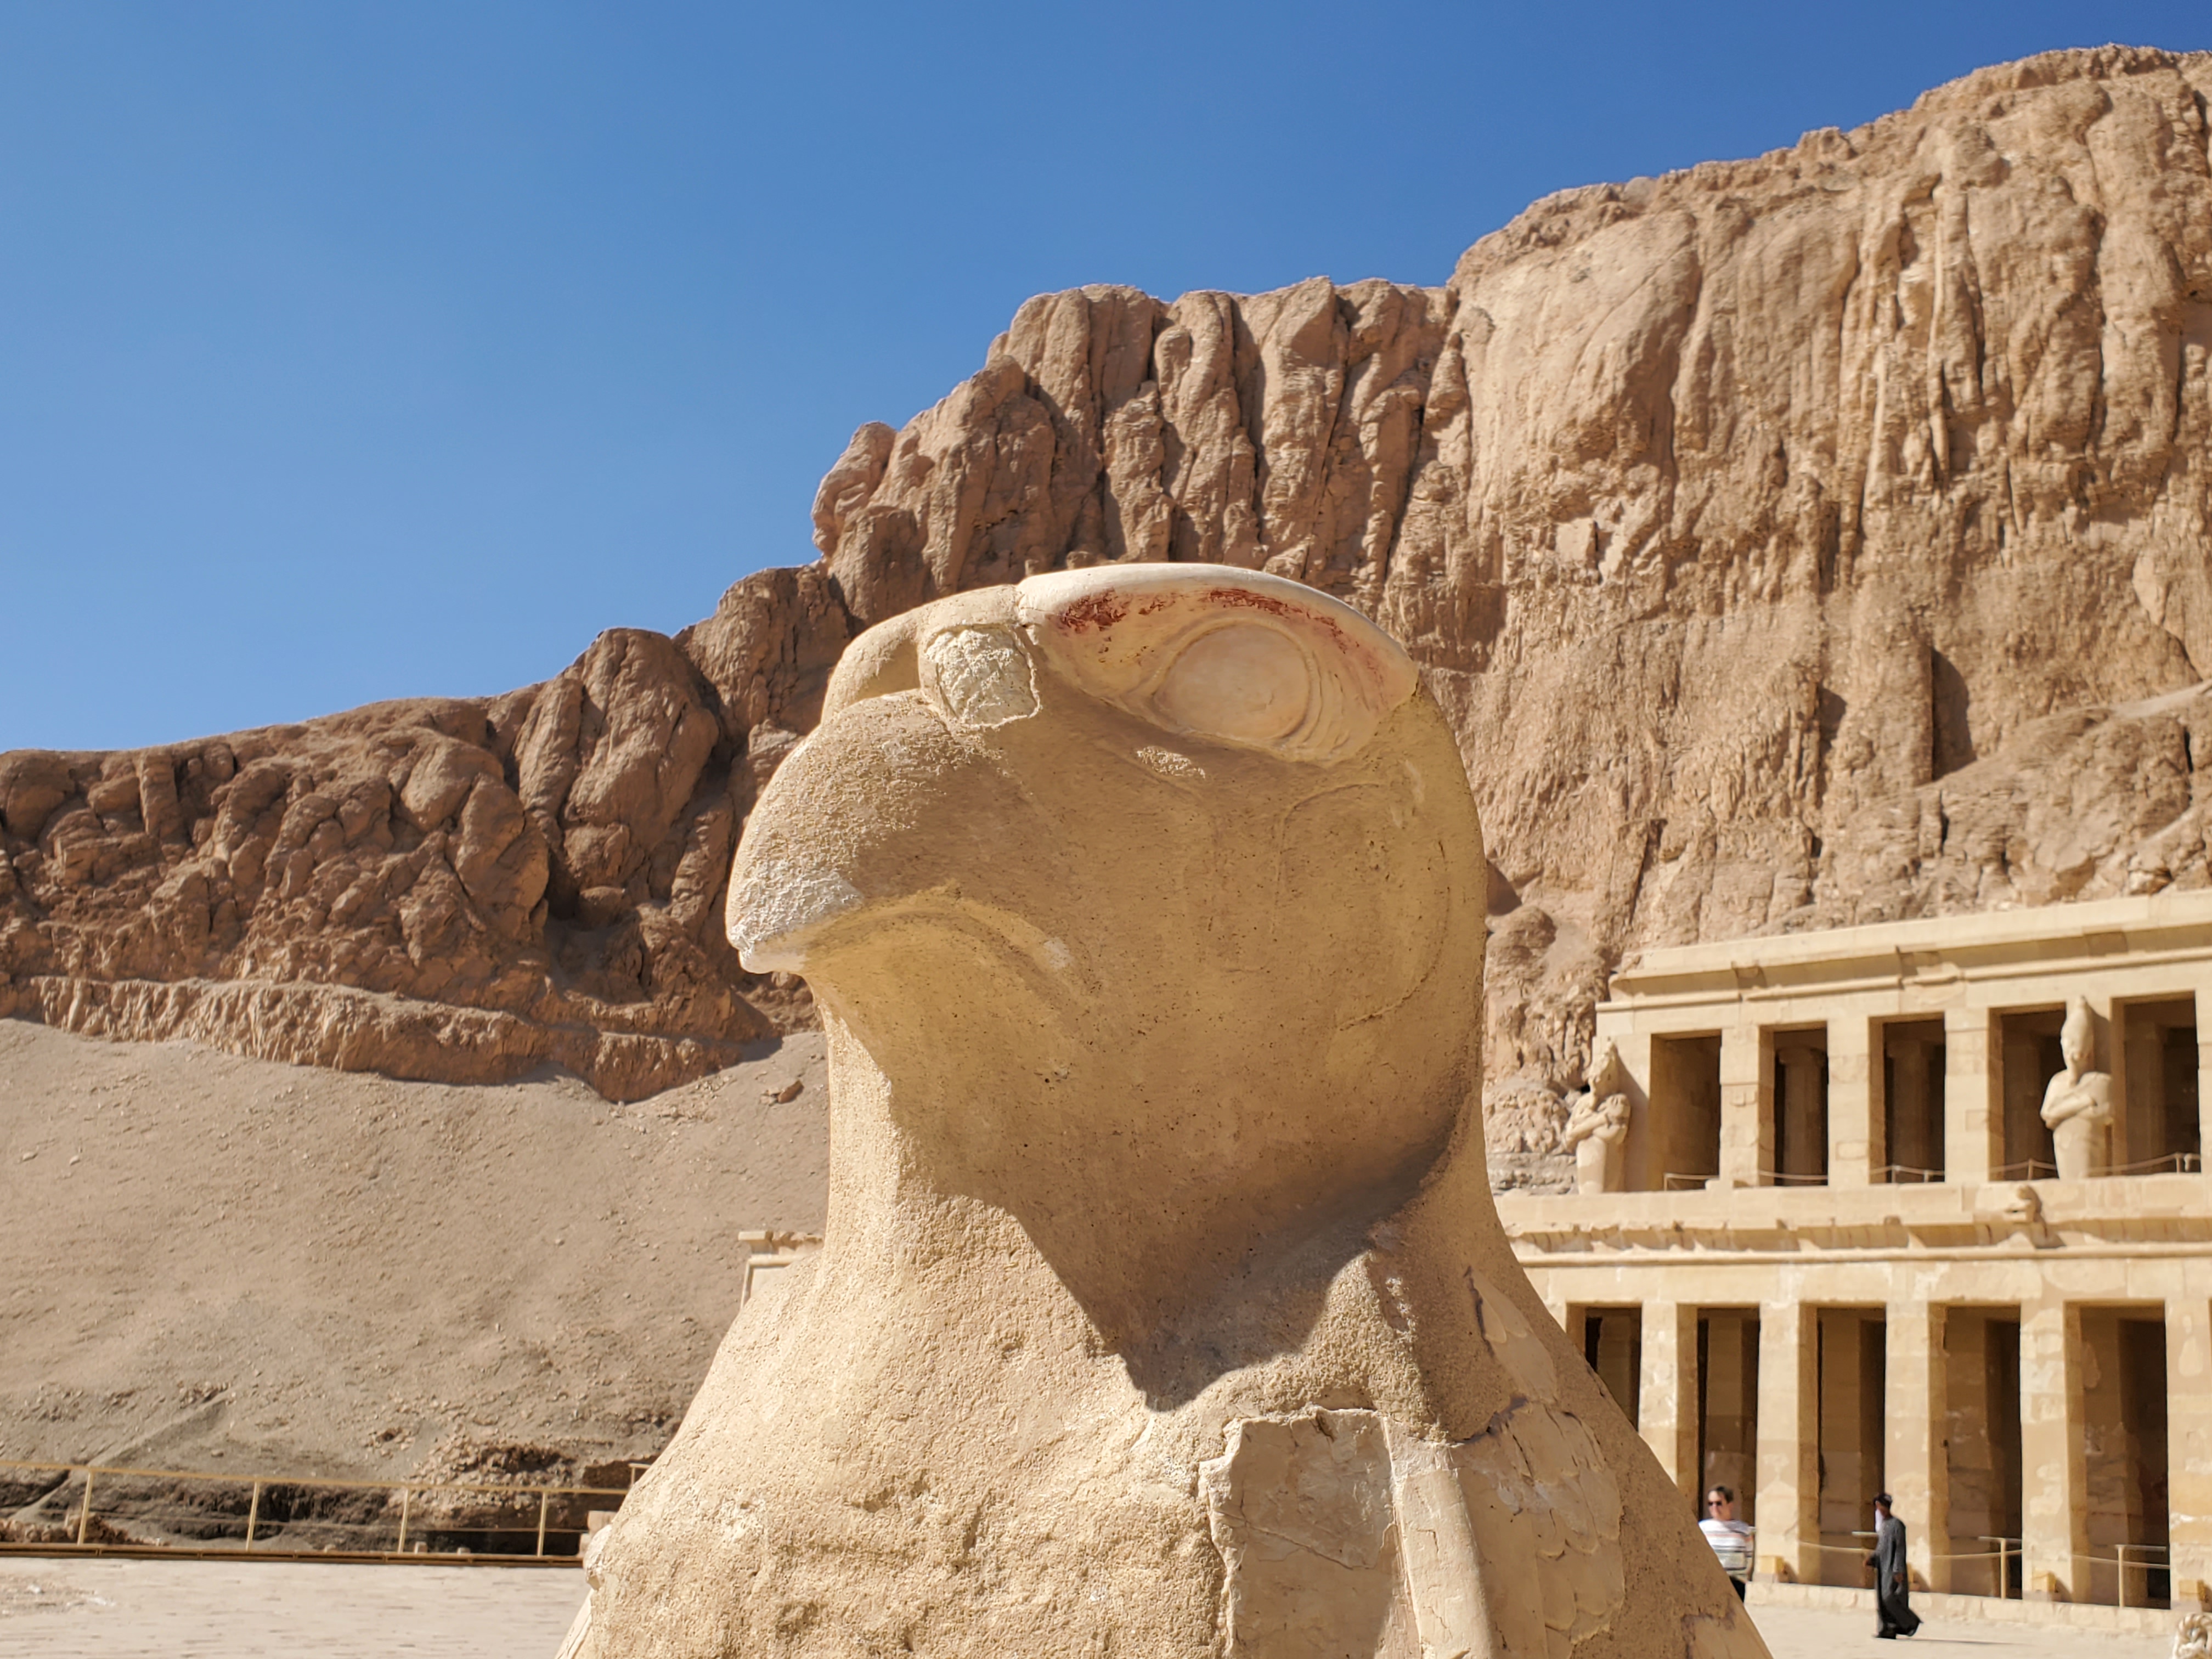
[5,46,2210,1108]
[0,573,849,1098]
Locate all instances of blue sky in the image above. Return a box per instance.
[3,2,2207,751]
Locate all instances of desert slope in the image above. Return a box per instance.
[0,1018,824,1479]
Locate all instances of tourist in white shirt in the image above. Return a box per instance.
[1700,1486,1753,1600]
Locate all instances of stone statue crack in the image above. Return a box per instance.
[567,565,1767,1658]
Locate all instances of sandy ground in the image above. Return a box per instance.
[0,1016,826,1487]
[0,1557,2181,1658]
[0,1556,589,1657]
[1743,1603,2173,1656]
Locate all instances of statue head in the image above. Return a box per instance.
[725,565,1487,1336]
[2061,994,2096,1075]
[1586,1036,1623,1100]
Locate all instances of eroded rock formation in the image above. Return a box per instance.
[5,46,2210,1111]
[0,570,849,1098]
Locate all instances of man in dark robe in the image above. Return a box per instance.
[1869,1493,1921,1638]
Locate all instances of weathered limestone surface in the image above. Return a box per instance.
[806,43,2212,1121]
[5,47,2211,1111]
[570,565,1765,1657]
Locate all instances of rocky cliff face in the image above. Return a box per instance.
[5,46,2210,1109]
[0,573,849,1098]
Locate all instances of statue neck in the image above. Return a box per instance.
[810,1009,1472,1381]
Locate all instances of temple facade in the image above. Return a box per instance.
[1498,890,2212,1615]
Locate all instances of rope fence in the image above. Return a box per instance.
[1874,1164,1943,1184]
[1752,1533,2172,1607]
[9,1453,2185,1606]
[1655,1153,2199,1192]
[2101,1152,2202,1177]
[0,1457,634,1565]
[1994,1153,2202,1180]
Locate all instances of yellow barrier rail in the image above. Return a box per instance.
[0,1456,635,1566]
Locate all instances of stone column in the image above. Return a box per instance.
[1887,1299,1949,1592]
[2197,989,2212,1177]
[1540,1290,1571,1337]
[1609,1028,1655,1193]
[1830,1017,1876,1188]
[2082,992,2117,1177]
[2169,1296,2212,1611]
[1756,1297,1819,1583]
[1718,1022,1768,1188]
[1639,1300,1700,1499]
[2020,1301,2088,1601]
[1945,1006,2000,1187]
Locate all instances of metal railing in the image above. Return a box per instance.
[1970,1534,2023,1599]
[2106,1541,2171,1609]
[0,1457,633,1565]
[2101,1152,2202,1177]
[1989,1153,2202,1181]
[1875,1164,1944,1184]
[1767,1534,2176,1608]
[1782,1534,1881,1589]
[1650,1153,2197,1192]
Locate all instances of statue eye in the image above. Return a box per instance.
[1013,565,1417,763]
[922,626,1039,728]
[1154,624,1314,746]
